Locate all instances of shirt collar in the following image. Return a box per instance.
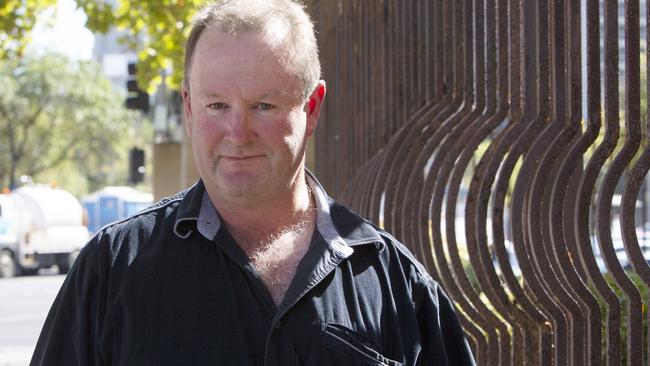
[172,180,203,239]
[305,170,383,251]
[197,189,220,240]
[172,170,383,251]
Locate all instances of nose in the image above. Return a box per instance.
[225,108,255,145]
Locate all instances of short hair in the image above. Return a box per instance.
[183,0,321,100]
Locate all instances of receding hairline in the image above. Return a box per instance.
[185,19,292,84]
[182,0,321,99]
[184,24,297,86]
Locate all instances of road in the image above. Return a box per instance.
[0,271,64,366]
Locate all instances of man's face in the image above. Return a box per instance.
[183,28,322,206]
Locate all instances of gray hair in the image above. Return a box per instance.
[183,0,321,100]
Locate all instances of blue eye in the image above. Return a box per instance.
[257,103,273,111]
[207,102,227,110]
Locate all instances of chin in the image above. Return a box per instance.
[216,171,265,196]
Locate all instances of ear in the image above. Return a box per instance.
[182,82,193,136]
[304,80,326,137]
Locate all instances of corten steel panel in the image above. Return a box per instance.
[307,0,650,364]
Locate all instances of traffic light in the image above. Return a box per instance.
[129,147,145,184]
[126,62,149,113]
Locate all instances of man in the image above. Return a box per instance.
[31,0,475,365]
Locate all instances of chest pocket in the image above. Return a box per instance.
[306,323,404,366]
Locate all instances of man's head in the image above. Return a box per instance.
[182,0,326,208]
[183,0,321,101]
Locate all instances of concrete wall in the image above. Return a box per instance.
[152,142,181,201]
[180,131,200,190]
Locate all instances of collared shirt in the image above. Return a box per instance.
[31,173,475,366]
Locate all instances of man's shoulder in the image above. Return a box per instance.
[373,226,438,290]
[81,187,192,268]
[97,189,186,238]
[328,199,435,285]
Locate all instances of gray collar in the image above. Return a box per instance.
[197,174,354,257]
[197,191,221,241]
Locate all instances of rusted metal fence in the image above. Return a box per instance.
[308,0,650,365]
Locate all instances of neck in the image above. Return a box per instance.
[211,171,315,253]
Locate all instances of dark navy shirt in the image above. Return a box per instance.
[31,174,475,366]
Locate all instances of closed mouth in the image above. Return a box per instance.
[221,155,264,161]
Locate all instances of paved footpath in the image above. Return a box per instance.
[0,272,64,366]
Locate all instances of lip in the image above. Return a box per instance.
[220,155,264,161]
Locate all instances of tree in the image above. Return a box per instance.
[76,0,203,92]
[1,0,203,92]
[0,54,145,195]
[0,0,57,59]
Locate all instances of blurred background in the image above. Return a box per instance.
[0,0,208,364]
[5,0,650,365]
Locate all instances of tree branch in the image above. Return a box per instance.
[15,103,45,159]
[27,135,77,177]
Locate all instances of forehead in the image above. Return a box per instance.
[189,27,300,97]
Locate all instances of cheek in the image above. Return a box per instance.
[255,123,299,158]
[259,123,291,149]
[193,117,224,144]
[279,117,308,153]
[282,109,307,135]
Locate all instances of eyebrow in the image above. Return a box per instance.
[204,89,293,101]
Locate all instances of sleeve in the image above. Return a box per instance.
[415,279,476,366]
[30,243,107,366]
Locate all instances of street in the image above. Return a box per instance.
[0,272,64,366]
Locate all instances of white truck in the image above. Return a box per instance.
[0,185,90,277]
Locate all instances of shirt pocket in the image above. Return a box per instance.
[306,323,404,366]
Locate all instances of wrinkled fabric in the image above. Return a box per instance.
[31,176,475,366]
